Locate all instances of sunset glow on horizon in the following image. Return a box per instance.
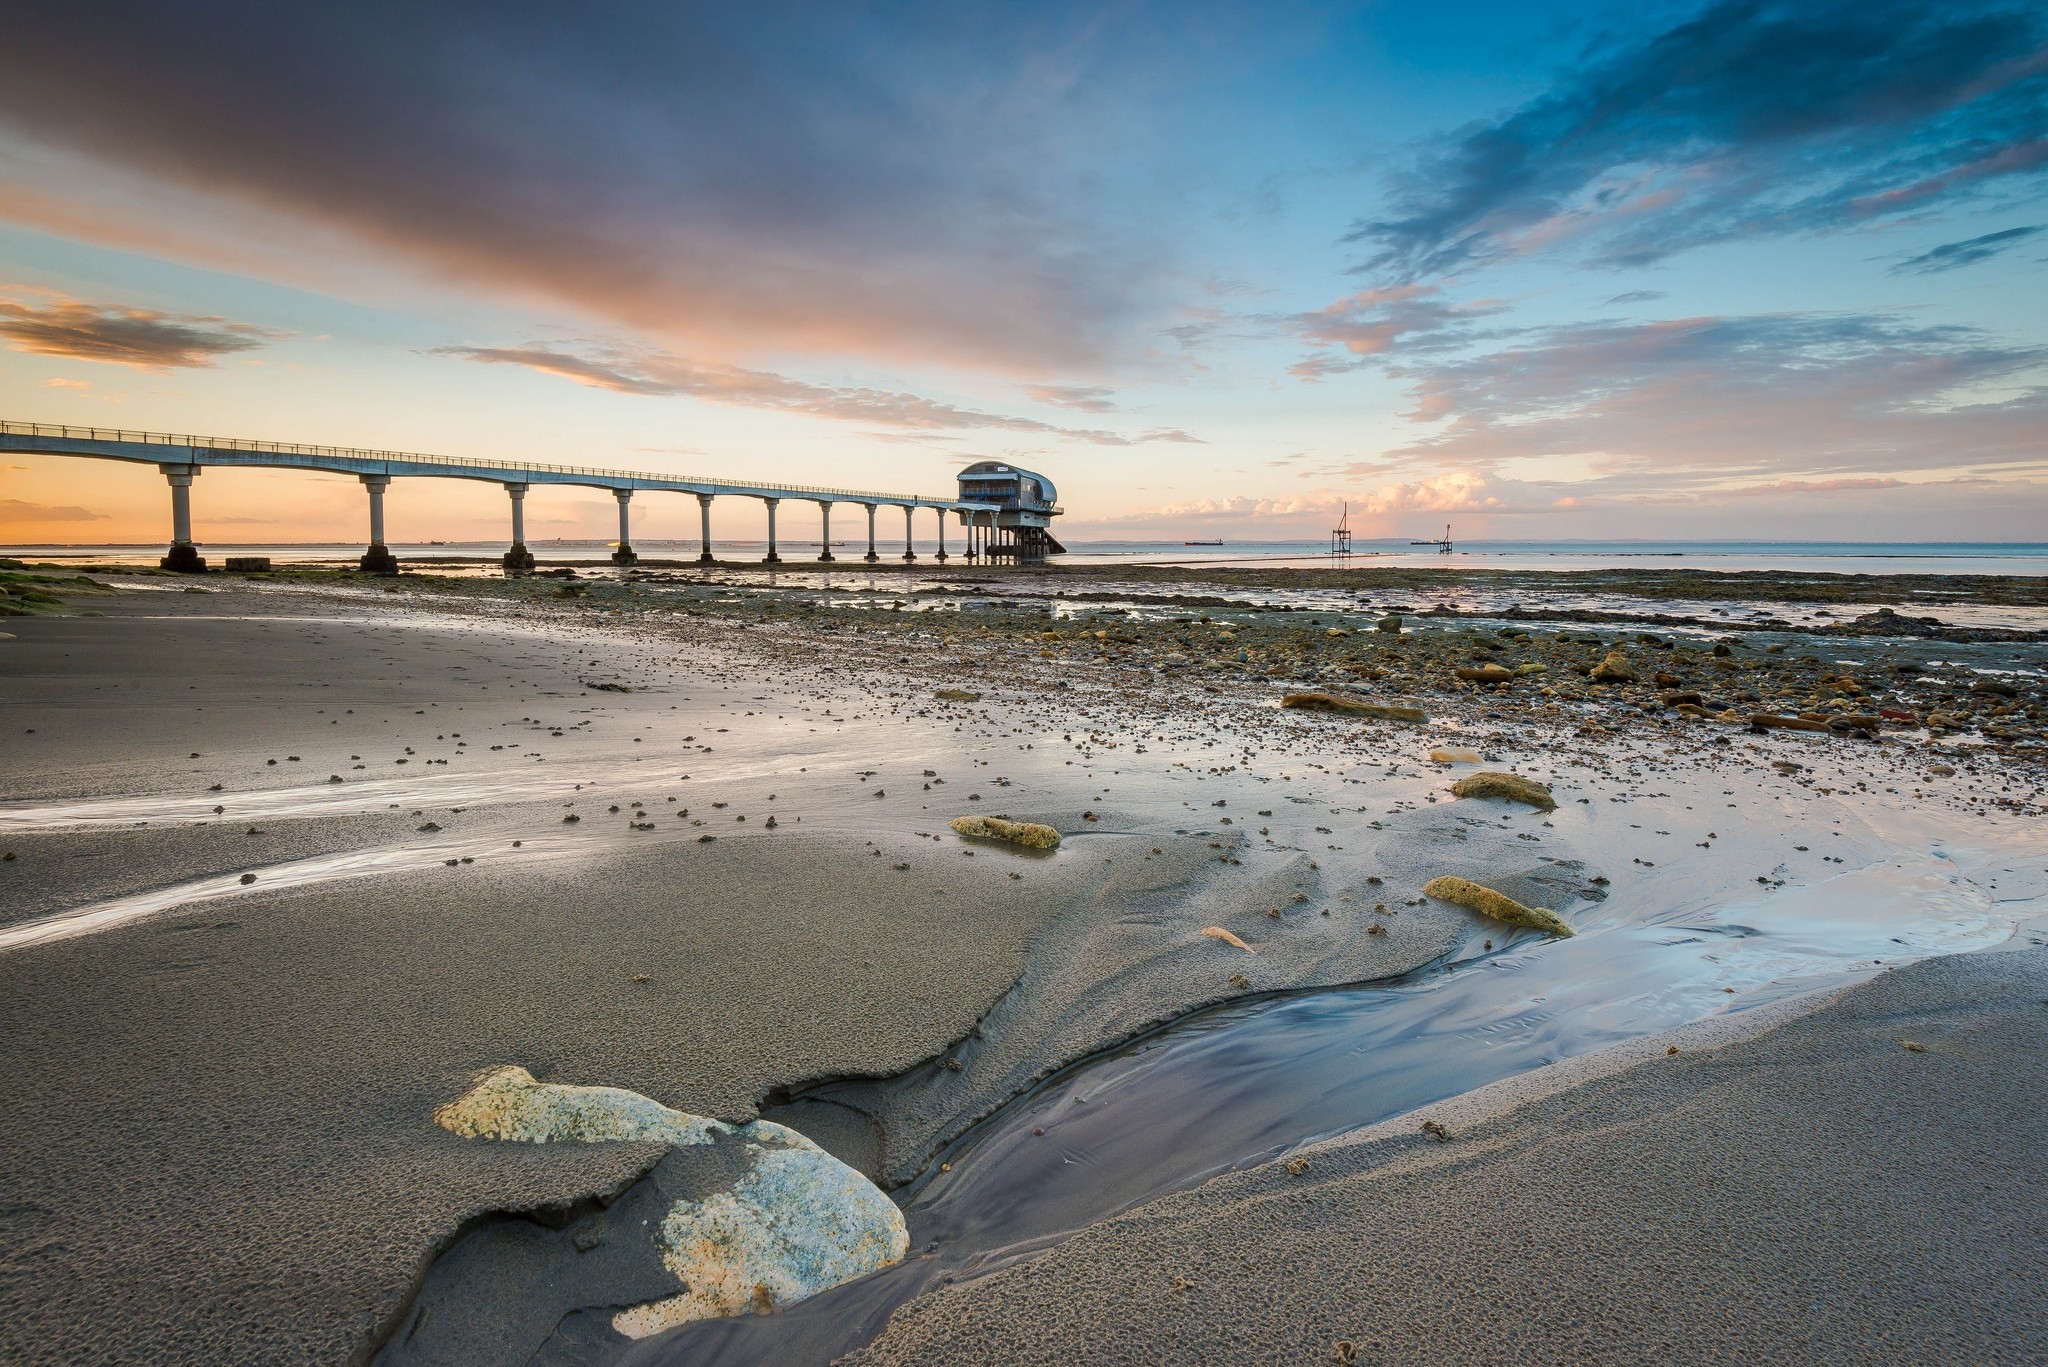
[3,0,2045,545]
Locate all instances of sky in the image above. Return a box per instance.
[1,0,2044,546]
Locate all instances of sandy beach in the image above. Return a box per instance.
[847,940,2048,1366]
[1,560,2043,1365]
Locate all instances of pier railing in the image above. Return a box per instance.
[0,419,945,504]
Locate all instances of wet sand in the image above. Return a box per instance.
[847,939,2048,1366]
[0,587,1480,1363]
[2,567,2043,1365]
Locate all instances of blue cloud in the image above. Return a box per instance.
[1352,0,2048,280]
[1890,224,2046,273]
[1385,310,2048,483]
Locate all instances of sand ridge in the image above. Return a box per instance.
[847,942,2048,1366]
[1,568,2041,1366]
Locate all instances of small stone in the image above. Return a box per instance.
[1589,650,1638,683]
[1422,875,1571,936]
[949,815,1060,849]
[1448,771,1556,811]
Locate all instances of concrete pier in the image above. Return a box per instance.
[611,489,636,566]
[158,464,205,572]
[815,500,834,562]
[502,483,535,573]
[358,474,398,574]
[1,420,1013,571]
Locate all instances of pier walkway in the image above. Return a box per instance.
[0,419,1001,572]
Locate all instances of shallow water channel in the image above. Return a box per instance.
[629,840,2017,1367]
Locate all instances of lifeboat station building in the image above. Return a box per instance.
[955,461,1065,559]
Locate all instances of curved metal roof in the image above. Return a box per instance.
[957,460,1057,506]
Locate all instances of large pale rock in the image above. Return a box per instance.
[434,1066,908,1336]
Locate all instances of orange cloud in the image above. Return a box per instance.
[0,295,282,371]
[438,343,1202,446]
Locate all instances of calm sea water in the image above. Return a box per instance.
[10,538,2048,576]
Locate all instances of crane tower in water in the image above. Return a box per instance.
[1410,522,1454,554]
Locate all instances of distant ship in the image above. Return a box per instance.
[1183,538,1224,545]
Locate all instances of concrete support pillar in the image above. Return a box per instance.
[611,489,637,566]
[697,493,715,563]
[863,504,879,563]
[502,484,535,573]
[762,498,781,564]
[358,474,398,574]
[934,506,948,561]
[158,464,206,572]
[902,505,917,561]
[816,500,835,562]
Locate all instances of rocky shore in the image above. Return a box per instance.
[0,558,2041,1366]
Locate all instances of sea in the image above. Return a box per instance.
[9,538,2048,576]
